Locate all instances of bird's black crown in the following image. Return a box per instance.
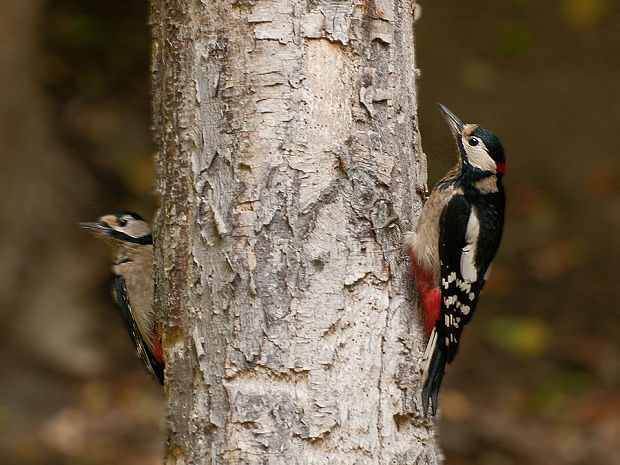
[471,126,505,165]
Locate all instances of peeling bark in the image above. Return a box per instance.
[151,0,437,463]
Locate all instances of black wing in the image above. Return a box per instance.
[437,195,485,363]
[112,274,164,384]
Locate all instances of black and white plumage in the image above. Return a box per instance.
[404,104,506,416]
[81,212,164,384]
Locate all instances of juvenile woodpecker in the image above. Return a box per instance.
[80,212,164,384]
[404,104,506,416]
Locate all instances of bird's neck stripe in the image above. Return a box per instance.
[110,230,153,245]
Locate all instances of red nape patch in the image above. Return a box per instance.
[496,163,506,174]
[422,287,441,334]
[152,338,165,364]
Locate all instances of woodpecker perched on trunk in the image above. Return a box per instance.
[80,212,164,384]
[404,104,506,416]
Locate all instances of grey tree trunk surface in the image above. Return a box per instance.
[151,0,437,463]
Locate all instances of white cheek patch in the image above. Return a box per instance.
[460,210,480,283]
[123,220,151,238]
[463,139,496,172]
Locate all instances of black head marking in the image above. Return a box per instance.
[113,211,145,221]
[80,211,152,245]
[471,126,505,165]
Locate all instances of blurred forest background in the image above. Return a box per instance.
[0,1,617,464]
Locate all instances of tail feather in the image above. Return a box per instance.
[421,329,447,416]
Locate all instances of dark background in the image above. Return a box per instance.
[0,1,617,464]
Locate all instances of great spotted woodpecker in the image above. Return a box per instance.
[81,212,164,384]
[404,104,506,416]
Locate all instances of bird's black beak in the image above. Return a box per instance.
[79,221,112,237]
[438,103,464,137]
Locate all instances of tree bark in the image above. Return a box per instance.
[151,0,437,463]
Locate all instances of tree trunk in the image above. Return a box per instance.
[151,0,437,463]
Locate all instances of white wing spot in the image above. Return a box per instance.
[445,337,450,347]
[469,292,476,301]
[457,279,471,293]
[445,315,450,326]
[444,295,457,307]
[461,305,471,315]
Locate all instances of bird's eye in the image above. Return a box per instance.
[118,218,128,227]
[468,137,479,147]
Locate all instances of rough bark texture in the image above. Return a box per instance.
[151,0,437,463]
